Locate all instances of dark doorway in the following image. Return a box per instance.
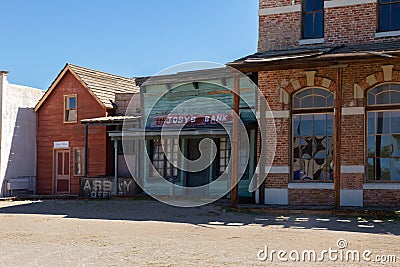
[185,139,210,189]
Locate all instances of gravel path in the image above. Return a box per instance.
[0,200,398,266]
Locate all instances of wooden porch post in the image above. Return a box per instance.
[231,75,240,208]
[334,67,343,210]
[114,139,119,196]
[84,124,89,177]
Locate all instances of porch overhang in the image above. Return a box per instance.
[108,128,230,140]
[227,41,400,72]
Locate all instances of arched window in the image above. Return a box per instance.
[292,88,334,181]
[367,83,400,181]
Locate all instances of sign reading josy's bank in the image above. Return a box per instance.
[150,113,233,128]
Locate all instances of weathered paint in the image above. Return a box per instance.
[36,70,109,195]
[143,79,257,128]
[0,72,44,196]
[80,177,139,198]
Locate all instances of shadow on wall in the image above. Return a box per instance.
[2,108,37,196]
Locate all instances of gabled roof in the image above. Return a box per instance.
[34,63,139,111]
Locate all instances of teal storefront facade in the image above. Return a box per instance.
[112,69,259,202]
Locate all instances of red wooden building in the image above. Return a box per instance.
[34,64,139,195]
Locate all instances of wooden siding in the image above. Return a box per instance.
[143,78,257,128]
[36,71,108,194]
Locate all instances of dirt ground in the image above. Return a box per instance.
[0,200,398,266]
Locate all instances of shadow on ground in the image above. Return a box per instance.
[0,199,398,235]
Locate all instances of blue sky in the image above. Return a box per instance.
[0,0,258,89]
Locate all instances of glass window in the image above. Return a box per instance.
[293,88,334,110]
[219,138,230,175]
[302,0,324,39]
[292,88,334,182]
[367,83,400,181]
[378,0,400,32]
[151,139,179,180]
[64,95,77,122]
[73,148,85,176]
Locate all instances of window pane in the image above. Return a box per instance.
[313,95,326,108]
[294,97,301,109]
[304,0,316,11]
[314,11,324,38]
[57,154,63,175]
[70,97,77,109]
[315,0,323,10]
[303,13,314,39]
[326,136,334,157]
[315,88,330,97]
[326,114,334,135]
[377,158,391,180]
[293,137,301,158]
[391,91,400,104]
[314,114,326,135]
[368,135,375,157]
[294,115,301,137]
[376,91,390,105]
[376,112,390,134]
[379,135,395,156]
[64,153,69,175]
[367,158,375,181]
[301,137,313,159]
[301,95,313,108]
[393,135,400,157]
[368,112,375,135]
[379,5,391,31]
[300,115,313,136]
[392,4,400,30]
[390,158,400,180]
[74,149,81,175]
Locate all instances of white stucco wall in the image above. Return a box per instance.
[0,74,44,196]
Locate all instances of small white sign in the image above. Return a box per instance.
[54,141,69,149]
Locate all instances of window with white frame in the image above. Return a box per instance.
[150,139,179,180]
[292,88,334,181]
[64,95,77,122]
[367,83,400,181]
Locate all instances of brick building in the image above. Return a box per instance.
[229,0,400,207]
[34,64,139,195]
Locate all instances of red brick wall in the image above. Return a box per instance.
[258,1,400,52]
[364,190,400,207]
[36,71,107,195]
[289,189,334,206]
[258,60,400,206]
[265,174,289,188]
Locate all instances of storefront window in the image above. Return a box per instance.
[151,139,179,179]
[367,83,400,181]
[219,138,230,175]
[292,88,334,181]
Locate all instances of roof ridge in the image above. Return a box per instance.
[67,63,135,81]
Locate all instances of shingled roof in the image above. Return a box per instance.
[34,63,139,111]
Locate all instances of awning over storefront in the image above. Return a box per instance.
[81,115,141,126]
[109,128,230,140]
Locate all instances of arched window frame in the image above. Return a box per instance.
[291,87,334,182]
[366,82,400,182]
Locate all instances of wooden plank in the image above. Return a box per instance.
[230,75,240,208]
[334,67,343,210]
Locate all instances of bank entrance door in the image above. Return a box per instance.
[185,139,211,196]
[54,150,70,194]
